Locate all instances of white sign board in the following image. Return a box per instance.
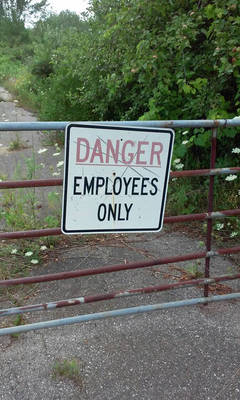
[61,124,174,234]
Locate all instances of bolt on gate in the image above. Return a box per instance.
[0,119,240,336]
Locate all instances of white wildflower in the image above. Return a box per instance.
[182,130,188,135]
[230,232,238,238]
[173,158,181,164]
[182,140,189,145]
[53,152,61,156]
[13,100,19,103]
[175,163,184,170]
[38,148,48,154]
[11,248,18,254]
[25,251,33,257]
[54,143,61,151]
[225,174,237,181]
[52,172,61,176]
[232,147,240,154]
[40,163,45,168]
[40,245,47,251]
[216,223,224,231]
[31,259,39,264]
[0,144,3,147]
[57,161,64,168]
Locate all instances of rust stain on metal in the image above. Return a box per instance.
[0,228,62,239]
[213,120,220,128]
[0,178,63,189]
[204,127,218,297]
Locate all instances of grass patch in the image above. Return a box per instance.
[10,314,25,339]
[41,130,65,148]
[8,134,27,151]
[185,263,204,279]
[52,358,84,388]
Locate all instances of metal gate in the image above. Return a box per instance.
[0,119,240,336]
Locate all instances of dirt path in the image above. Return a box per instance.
[0,88,240,399]
[0,86,64,220]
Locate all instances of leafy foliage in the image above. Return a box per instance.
[9,0,237,170]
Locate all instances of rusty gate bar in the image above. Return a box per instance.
[0,167,240,190]
[204,128,217,297]
[171,167,240,177]
[1,272,240,318]
[1,209,239,240]
[1,245,240,288]
[1,292,240,337]
[0,178,63,188]
[165,209,240,222]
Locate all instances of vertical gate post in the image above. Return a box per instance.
[204,127,218,297]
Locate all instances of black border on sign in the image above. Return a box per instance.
[61,124,174,234]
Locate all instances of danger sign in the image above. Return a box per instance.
[61,124,174,234]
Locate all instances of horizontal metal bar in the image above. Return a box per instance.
[1,246,239,288]
[1,167,240,189]
[1,272,240,318]
[0,179,63,189]
[1,209,239,239]
[0,228,61,239]
[171,167,240,178]
[165,209,240,223]
[1,292,240,336]
[0,121,67,131]
[0,119,240,131]
[0,251,207,286]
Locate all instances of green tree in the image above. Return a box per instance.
[30,11,87,78]
[0,0,48,23]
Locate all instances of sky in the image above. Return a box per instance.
[47,0,90,15]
